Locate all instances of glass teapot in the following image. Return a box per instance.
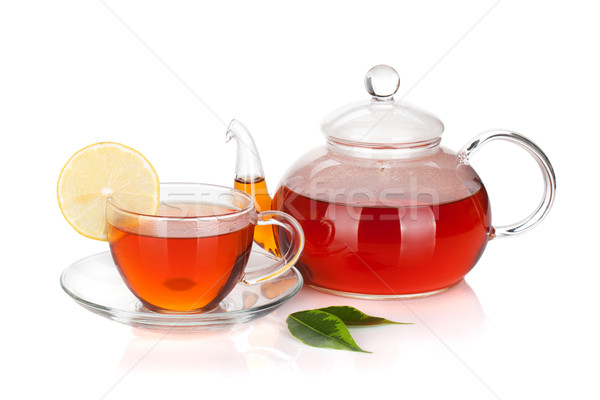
[227,65,556,299]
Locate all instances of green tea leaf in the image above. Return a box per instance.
[318,306,412,326]
[287,310,370,353]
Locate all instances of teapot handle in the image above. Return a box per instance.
[458,130,556,239]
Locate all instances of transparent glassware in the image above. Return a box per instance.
[105,183,304,312]
[226,121,280,256]
[231,65,556,299]
[60,250,303,330]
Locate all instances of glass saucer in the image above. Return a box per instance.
[60,250,303,331]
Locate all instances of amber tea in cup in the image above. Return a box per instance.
[106,183,304,313]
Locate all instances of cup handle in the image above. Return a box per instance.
[459,129,556,239]
[243,211,305,284]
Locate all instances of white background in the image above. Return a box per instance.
[1,1,598,399]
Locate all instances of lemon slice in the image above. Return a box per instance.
[57,142,160,241]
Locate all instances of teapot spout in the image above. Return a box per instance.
[226,119,266,183]
[226,120,279,255]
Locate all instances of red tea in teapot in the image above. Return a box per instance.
[273,186,492,296]
[234,177,280,256]
[228,65,556,299]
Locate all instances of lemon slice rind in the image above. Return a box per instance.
[57,142,160,241]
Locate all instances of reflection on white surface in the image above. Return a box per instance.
[117,280,484,375]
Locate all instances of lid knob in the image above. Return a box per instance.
[364,65,400,100]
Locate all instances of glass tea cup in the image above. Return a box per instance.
[106,183,304,313]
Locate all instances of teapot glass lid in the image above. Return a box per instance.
[320,65,444,147]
